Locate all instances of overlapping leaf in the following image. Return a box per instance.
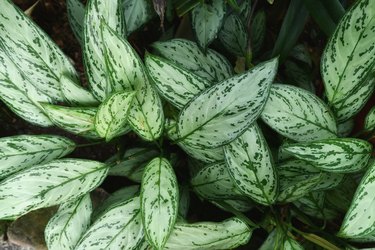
[0,135,75,179]
[45,194,92,250]
[294,192,338,220]
[251,10,266,56]
[60,74,98,106]
[0,159,108,219]
[224,123,277,205]
[284,138,372,173]
[123,0,155,35]
[219,14,247,56]
[152,39,232,82]
[177,58,278,149]
[261,84,337,142]
[67,0,85,44]
[140,158,179,249]
[164,217,252,249]
[365,106,375,131]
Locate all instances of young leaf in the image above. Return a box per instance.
[145,54,211,109]
[84,0,127,100]
[339,161,375,238]
[152,39,233,82]
[261,84,337,142]
[123,0,155,35]
[322,0,375,116]
[284,138,372,173]
[191,0,226,50]
[0,135,75,179]
[45,194,92,250]
[191,162,244,200]
[365,106,375,131]
[219,14,248,56]
[67,0,85,44]
[164,217,252,249]
[42,104,101,139]
[60,74,99,106]
[140,157,179,249]
[0,159,108,220]
[177,58,278,149]
[95,91,136,141]
[224,123,277,205]
[75,197,144,250]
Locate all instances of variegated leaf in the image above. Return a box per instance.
[191,0,225,50]
[177,58,278,149]
[284,138,372,173]
[339,161,375,238]
[0,135,75,179]
[326,177,357,213]
[42,104,100,139]
[75,197,144,250]
[261,84,337,142]
[140,157,179,249]
[259,230,283,250]
[123,0,155,35]
[211,199,253,213]
[219,14,247,56]
[95,91,135,141]
[338,119,355,137]
[0,159,108,220]
[224,123,277,205]
[322,0,375,114]
[108,148,159,182]
[67,0,85,44]
[152,39,232,82]
[45,194,92,250]
[84,0,127,100]
[191,162,244,200]
[365,106,375,131]
[294,192,338,220]
[60,74,98,106]
[145,54,211,109]
[165,217,252,249]
[284,237,304,250]
[0,0,78,103]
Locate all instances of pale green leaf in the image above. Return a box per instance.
[152,39,233,82]
[259,230,280,250]
[322,0,375,116]
[192,0,226,50]
[0,135,75,179]
[284,237,304,249]
[123,0,155,35]
[0,159,108,220]
[45,194,92,250]
[177,58,278,149]
[191,162,244,200]
[42,104,100,139]
[261,84,337,142]
[60,74,99,106]
[67,0,85,44]
[339,161,375,238]
[84,0,127,100]
[219,14,247,56]
[224,123,277,205]
[364,106,375,131]
[140,157,179,249]
[165,217,252,249]
[284,138,372,173]
[145,54,211,109]
[75,197,144,250]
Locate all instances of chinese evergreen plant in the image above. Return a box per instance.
[0,0,374,249]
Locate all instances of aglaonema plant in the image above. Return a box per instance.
[0,0,374,249]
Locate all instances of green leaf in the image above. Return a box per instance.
[251,10,266,56]
[219,14,247,56]
[145,54,211,109]
[365,106,375,131]
[322,0,375,119]
[123,0,155,35]
[95,91,135,141]
[75,197,144,250]
[45,194,92,250]
[284,60,315,93]
[140,157,179,249]
[191,162,244,200]
[294,192,338,220]
[152,39,233,82]
[178,185,190,219]
[338,119,354,137]
[84,0,127,100]
[0,135,75,179]
[177,58,278,149]
[261,84,337,142]
[164,217,252,249]
[284,237,304,249]
[67,0,85,44]
[326,177,357,213]
[224,123,277,205]
[42,104,100,139]
[108,148,159,182]
[0,159,108,220]
[284,138,372,173]
[211,199,254,213]
[191,0,226,50]
[60,74,99,107]
[339,161,375,238]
